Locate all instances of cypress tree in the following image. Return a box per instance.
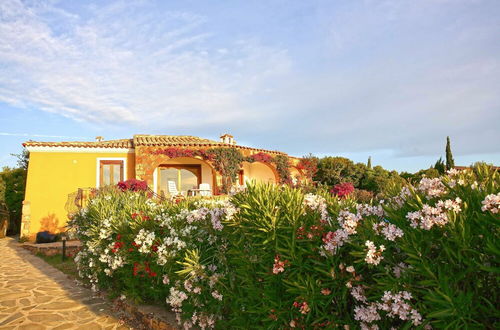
[445,136,455,170]
[367,156,372,169]
[433,157,445,174]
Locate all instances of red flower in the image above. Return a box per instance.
[248,152,273,163]
[117,179,148,192]
[133,262,139,276]
[292,300,310,314]
[331,182,354,198]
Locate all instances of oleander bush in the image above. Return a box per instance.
[69,164,499,329]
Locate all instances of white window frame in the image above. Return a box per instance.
[96,157,127,188]
[153,167,158,194]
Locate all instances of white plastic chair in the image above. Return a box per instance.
[168,181,179,196]
[199,183,211,196]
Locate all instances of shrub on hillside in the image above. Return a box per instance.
[352,189,374,203]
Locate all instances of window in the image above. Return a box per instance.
[239,170,244,185]
[158,165,201,196]
[99,160,124,187]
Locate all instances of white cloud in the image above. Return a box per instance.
[0,0,498,166]
[0,132,87,139]
[0,0,291,128]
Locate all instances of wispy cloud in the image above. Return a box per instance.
[0,0,290,127]
[0,0,499,167]
[0,132,88,139]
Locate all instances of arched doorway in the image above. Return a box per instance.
[240,161,278,185]
[153,157,216,196]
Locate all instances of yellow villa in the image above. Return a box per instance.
[21,134,305,240]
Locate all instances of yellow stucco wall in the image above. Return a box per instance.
[23,151,135,240]
[242,162,277,184]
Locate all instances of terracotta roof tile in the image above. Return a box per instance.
[134,135,286,155]
[133,135,220,146]
[23,139,133,149]
[23,135,287,155]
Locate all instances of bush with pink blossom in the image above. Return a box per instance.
[70,164,499,329]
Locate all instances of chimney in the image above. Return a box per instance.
[220,133,235,145]
[95,136,104,142]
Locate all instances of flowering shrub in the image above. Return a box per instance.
[331,182,355,198]
[296,156,318,182]
[273,154,292,185]
[70,164,499,329]
[153,147,215,161]
[245,152,274,163]
[117,179,148,192]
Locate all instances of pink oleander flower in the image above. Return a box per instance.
[418,177,446,199]
[303,193,331,222]
[354,303,381,323]
[321,288,332,295]
[392,262,411,278]
[373,222,404,241]
[406,198,462,230]
[166,287,188,311]
[272,254,289,274]
[351,285,367,302]
[322,229,349,255]
[356,204,385,218]
[390,186,412,208]
[365,241,385,265]
[337,210,362,235]
[481,193,500,214]
[378,291,422,326]
[211,290,223,301]
[293,301,310,314]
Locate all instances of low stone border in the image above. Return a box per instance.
[21,240,82,257]
[20,240,179,330]
[113,297,178,330]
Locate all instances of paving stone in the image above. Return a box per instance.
[0,299,17,307]
[0,292,31,300]
[36,301,82,310]
[53,324,77,330]
[33,296,53,304]
[18,323,46,330]
[0,237,132,329]
[0,312,23,326]
[77,321,102,330]
[27,313,65,322]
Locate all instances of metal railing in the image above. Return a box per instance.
[65,188,95,214]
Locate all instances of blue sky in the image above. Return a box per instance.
[1,0,499,172]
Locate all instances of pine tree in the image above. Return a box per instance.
[445,136,455,170]
[367,156,372,169]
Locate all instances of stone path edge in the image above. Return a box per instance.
[18,239,179,330]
